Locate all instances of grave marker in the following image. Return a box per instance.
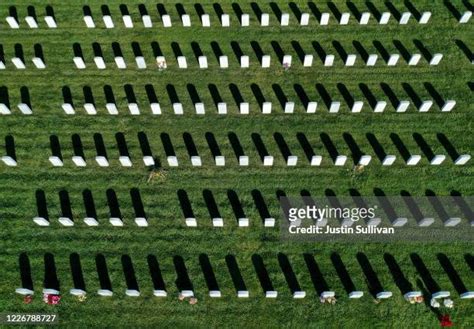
[349,291,364,298]
[240,103,249,114]
[162,15,172,27]
[307,102,317,113]
[135,217,148,227]
[311,155,322,166]
[12,58,26,69]
[324,54,334,66]
[217,102,227,114]
[97,289,113,296]
[33,217,49,226]
[103,15,114,28]
[2,156,17,166]
[399,12,411,24]
[300,13,310,25]
[293,291,306,299]
[345,54,356,66]
[351,101,363,113]
[185,217,197,227]
[335,155,347,166]
[261,13,269,26]
[195,102,205,114]
[72,156,86,167]
[173,103,183,115]
[191,156,202,166]
[182,15,191,27]
[396,101,410,112]
[263,155,274,166]
[213,217,224,227]
[238,290,249,298]
[143,156,155,166]
[303,54,313,67]
[84,16,96,28]
[167,156,178,167]
[219,55,228,68]
[25,16,38,28]
[360,12,371,25]
[287,155,298,166]
[239,155,249,166]
[239,217,249,227]
[115,56,126,69]
[215,156,225,166]
[109,217,123,226]
[387,54,400,66]
[430,155,446,165]
[441,100,456,112]
[460,292,474,299]
[59,217,74,226]
[70,289,86,296]
[135,56,147,69]
[209,290,221,298]
[455,154,471,165]
[329,101,340,113]
[281,13,289,26]
[262,55,271,68]
[264,217,275,227]
[44,16,57,28]
[320,13,330,25]
[32,57,46,69]
[284,102,295,113]
[406,155,421,165]
[418,217,434,227]
[16,288,34,295]
[84,103,97,115]
[432,291,450,299]
[374,101,387,113]
[444,217,461,227]
[358,155,371,166]
[382,155,396,166]
[125,289,140,297]
[49,156,63,166]
[340,13,350,25]
[241,14,250,26]
[221,14,230,27]
[0,104,10,114]
[201,14,210,27]
[119,156,132,167]
[419,12,431,24]
[106,103,118,115]
[240,55,249,68]
[6,17,20,29]
[282,55,292,67]
[367,54,378,66]
[123,15,133,28]
[73,57,86,69]
[128,103,140,115]
[418,100,433,112]
[84,217,99,226]
[408,54,421,65]
[177,56,187,68]
[376,291,393,299]
[150,103,161,115]
[262,102,272,114]
[62,103,75,115]
[95,156,109,167]
[198,56,208,69]
[94,56,106,69]
[379,12,391,24]
[459,11,472,23]
[265,291,278,298]
[142,15,152,28]
[17,103,32,115]
[392,217,408,226]
[429,53,443,66]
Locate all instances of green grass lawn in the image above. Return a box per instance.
[0,0,473,327]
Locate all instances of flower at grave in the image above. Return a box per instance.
[23,295,33,304]
[77,294,87,302]
[443,299,454,309]
[147,169,168,183]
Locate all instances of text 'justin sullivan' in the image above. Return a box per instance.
[288,225,395,235]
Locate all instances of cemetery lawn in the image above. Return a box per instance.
[0,0,472,327]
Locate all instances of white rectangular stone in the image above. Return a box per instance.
[106,103,118,115]
[103,15,114,28]
[367,54,378,66]
[209,290,221,298]
[115,56,126,69]
[32,57,46,69]
[407,155,421,165]
[282,55,292,66]
[340,12,350,25]
[217,102,227,114]
[123,15,133,28]
[419,100,433,112]
[84,217,98,226]
[238,217,249,227]
[125,289,140,297]
[408,54,421,65]
[95,156,109,167]
[379,12,391,24]
[182,15,191,27]
[358,155,372,165]
[284,102,295,113]
[43,289,60,295]
[94,56,106,69]
[59,217,74,226]
[461,292,474,299]
[441,100,456,112]
[459,11,472,23]
[49,156,63,167]
[360,12,371,24]
[109,217,123,226]
[16,288,34,295]
[221,14,230,27]
[119,156,132,167]
[44,16,57,28]
[324,54,334,66]
[198,56,208,68]
[432,291,450,299]
[430,154,446,165]
[62,103,75,115]
[201,14,210,27]
[2,156,17,166]
[300,13,310,25]
[239,155,249,166]
[265,291,278,298]
[33,217,49,226]
[320,13,330,25]
[6,17,19,29]
[240,55,249,68]
[387,54,400,66]
[382,155,396,166]
[74,57,86,69]
[12,58,25,69]
[263,155,274,166]
[399,12,411,24]
[128,103,140,115]
[191,156,202,166]
[429,53,443,66]
[241,14,249,26]
[419,12,431,24]
[311,155,322,166]
[345,54,356,66]
[177,56,187,68]
[237,290,249,298]
[84,103,97,115]
[262,55,271,68]
[281,13,289,26]
[135,217,148,227]
[84,15,95,28]
[17,103,32,115]
[349,291,364,298]
[444,217,461,227]
[181,290,194,297]
[264,217,275,227]
[219,55,228,68]
[240,102,249,114]
[351,101,363,112]
[195,102,205,114]
[376,291,392,299]
[213,217,224,227]
[97,289,113,296]
[303,54,313,67]
[329,101,340,113]
[143,156,154,166]
[215,156,225,166]
[455,154,471,165]
[185,217,197,227]
[335,155,347,166]
[397,101,410,112]
[0,104,10,114]
[162,15,172,27]
[293,291,306,298]
[72,156,86,167]
[287,155,298,166]
[261,13,269,26]
[262,102,272,114]
[142,15,152,28]
[150,103,161,115]
[25,16,38,28]
[374,101,387,113]
[167,156,178,167]
[153,290,167,297]
[135,56,146,69]
[418,218,434,227]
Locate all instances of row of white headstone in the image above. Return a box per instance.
[0,57,46,69]
[83,11,433,28]
[61,98,457,116]
[73,52,444,70]
[5,15,57,28]
[0,103,33,115]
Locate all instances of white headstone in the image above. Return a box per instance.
[419,12,431,24]
[12,58,26,69]
[201,14,210,27]
[73,57,86,69]
[84,103,97,115]
[282,55,292,67]
[33,217,49,226]
[191,156,202,166]
[262,102,272,114]
[70,289,86,296]
[287,155,298,166]
[374,101,387,113]
[185,217,197,227]
[84,217,99,226]
[215,156,225,166]
[177,56,187,68]
[6,17,20,29]
[320,291,335,298]
[94,56,106,69]
[32,57,46,69]
[109,217,123,226]
[44,16,57,28]
[217,102,227,114]
[387,54,400,66]
[240,102,249,114]
[238,217,249,227]
[173,103,183,115]
[162,14,172,27]
[128,103,140,115]
[340,12,350,25]
[376,291,393,299]
[62,103,75,115]
[307,101,317,113]
[49,156,63,166]
[311,155,322,166]
[209,290,221,298]
[241,14,249,26]
[419,100,433,112]
[142,15,152,28]
[293,291,306,298]
[264,217,275,227]
[408,54,421,66]
[182,14,191,27]
[379,12,391,24]
[399,12,411,24]
[300,13,310,25]
[17,103,32,115]
[392,217,408,226]
[84,16,96,28]
[382,155,396,166]
[167,156,178,167]
[262,55,271,68]
[459,11,472,23]
[106,103,118,115]
[455,154,471,165]
[123,15,133,28]
[195,102,205,114]
[444,217,461,227]
[429,53,443,66]
[16,288,34,295]
[2,156,17,166]
[281,13,289,26]
[284,102,295,113]
[219,55,228,68]
[240,55,249,68]
[150,103,161,115]
[25,16,38,28]
[303,54,313,67]
[181,290,194,297]
[358,155,372,165]
[213,217,224,227]
[125,289,140,297]
[351,101,363,113]
[324,54,334,66]
[265,291,278,298]
[97,289,113,296]
[237,290,249,298]
[407,155,421,165]
[367,54,378,66]
[135,217,148,227]
[115,56,126,69]
[198,56,208,69]
[320,13,330,25]
[221,14,230,27]
[72,156,86,167]
[432,291,450,299]
[59,217,74,226]
[43,288,60,295]
[103,15,114,28]
[119,156,132,167]
[441,100,456,112]
[335,155,347,166]
[0,104,10,114]
[143,156,154,166]
[397,101,410,112]
[349,291,364,298]
[460,292,474,299]
[360,12,371,25]
[430,154,446,165]
[263,155,274,166]
[418,217,434,227]
[239,155,249,166]
[261,13,269,26]
[135,56,146,69]
[329,101,340,113]
[95,156,109,167]
[345,54,356,66]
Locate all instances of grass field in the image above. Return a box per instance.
[0,0,473,327]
